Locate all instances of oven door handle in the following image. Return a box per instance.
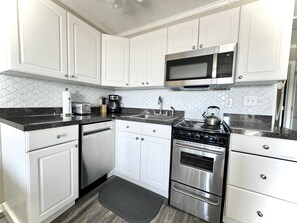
[174,142,224,155]
[171,184,220,206]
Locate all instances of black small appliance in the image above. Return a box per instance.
[108,94,121,113]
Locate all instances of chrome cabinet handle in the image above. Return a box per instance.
[141,138,144,141]
[257,211,263,217]
[146,82,149,85]
[75,144,78,148]
[238,75,243,79]
[126,125,129,128]
[71,75,75,78]
[136,137,139,140]
[260,174,267,180]
[263,145,269,150]
[56,134,66,138]
[199,44,203,48]
[64,74,68,78]
[192,46,196,49]
[126,83,129,86]
[153,129,156,133]
[142,82,144,85]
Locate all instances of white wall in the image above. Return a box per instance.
[115,84,277,119]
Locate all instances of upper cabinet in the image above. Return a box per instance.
[130,28,167,87]
[101,34,130,87]
[67,13,101,85]
[236,0,294,83]
[198,7,240,49]
[0,0,68,79]
[167,19,199,54]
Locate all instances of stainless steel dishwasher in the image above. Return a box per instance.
[81,121,114,189]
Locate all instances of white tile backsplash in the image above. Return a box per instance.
[0,74,113,107]
[115,85,277,119]
[0,74,277,119]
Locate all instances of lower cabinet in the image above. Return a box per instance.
[115,120,171,197]
[1,124,79,223]
[28,141,78,223]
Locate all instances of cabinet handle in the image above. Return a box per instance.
[136,137,139,140]
[257,211,263,217]
[141,138,144,141]
[64,74,68,78]
[126,125,129,128]
[142,82,144,85]
[192,46,196,49]
[263,145,269,150]
[56,134,61,138]
[126,83,129,86]
[260,174,267,180]
[146,82,149,85]
[238,75,243,79]
[75,144,78,148]
[71,75,75,78]
[153,129,156,132]
[199,44,203,48]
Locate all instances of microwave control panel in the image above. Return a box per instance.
[217,52,234,78]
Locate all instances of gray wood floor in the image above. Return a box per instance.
[53,177,207,223]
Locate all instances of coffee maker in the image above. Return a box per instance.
[108,94,121,113]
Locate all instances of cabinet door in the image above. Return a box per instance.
[115,131,141,181]
[199,7,239,49]
[101,34,129,87]
[236,0,294,83]
[129,34,147,87]
[68,13,101,85]
[140,136,170,195]
[14,0,67,78]
[146,28,167,87]
[27,141,78,223]
[167,19,199,54]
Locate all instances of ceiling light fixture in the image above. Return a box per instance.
[107,0,144,9]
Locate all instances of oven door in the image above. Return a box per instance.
[171,139,225,196]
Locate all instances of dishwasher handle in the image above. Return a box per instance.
[83,127,113,136]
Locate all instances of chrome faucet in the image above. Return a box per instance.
[170,106,175,116]
[158,96,163,114]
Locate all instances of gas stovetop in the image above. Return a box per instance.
[174,119,227,134]
[173,119,229,146]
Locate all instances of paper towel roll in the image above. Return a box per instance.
[62,88,72,116]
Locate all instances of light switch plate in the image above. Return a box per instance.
[225,98,233,107]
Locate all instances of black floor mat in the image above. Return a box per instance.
[98,177,165,223]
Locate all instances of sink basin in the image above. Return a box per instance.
[129,114,177,121]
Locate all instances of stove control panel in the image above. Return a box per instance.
[173,129,227,147]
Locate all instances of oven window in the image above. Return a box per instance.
[166,55,213,81]
[180,152,214,172]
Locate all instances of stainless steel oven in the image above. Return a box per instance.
[170,119,229,223]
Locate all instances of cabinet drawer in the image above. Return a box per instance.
[26,125,78,151]
[228,152,297,203]
[117,120,141,133]
[141,123,171,139]
[225,185,297,223]
[230,133,297,161]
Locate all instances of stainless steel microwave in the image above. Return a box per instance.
[165,43,237,90]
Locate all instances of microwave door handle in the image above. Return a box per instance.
[212,53,218,78]
[171,184,220,206]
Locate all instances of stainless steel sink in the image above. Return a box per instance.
[129,113,177,121]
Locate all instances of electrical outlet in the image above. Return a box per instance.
[244,96,258,106]
[225,98,232,107]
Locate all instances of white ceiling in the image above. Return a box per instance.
[58,0,225,35]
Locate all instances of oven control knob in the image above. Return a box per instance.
[187,133,192,138]
[208,136,215,142]
[194,134,200,139]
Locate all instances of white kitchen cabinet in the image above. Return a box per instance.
[115,120,171,197]
[28,141,78,223]
[67,13,101,85]
[0,0,68,79]
[1,124,79,223]
[167,19,199,54]
[101,34,129,87]
[235,0,294,83]
[140,135,170,193]
[224,133,297,223]
[116,131,141,181]
[129,28,167,87]
[198,7,239,49]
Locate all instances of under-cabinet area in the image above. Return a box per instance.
[0,0,297,222]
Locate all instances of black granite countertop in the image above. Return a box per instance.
[0,107,184,131]
[224,113,297,141]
